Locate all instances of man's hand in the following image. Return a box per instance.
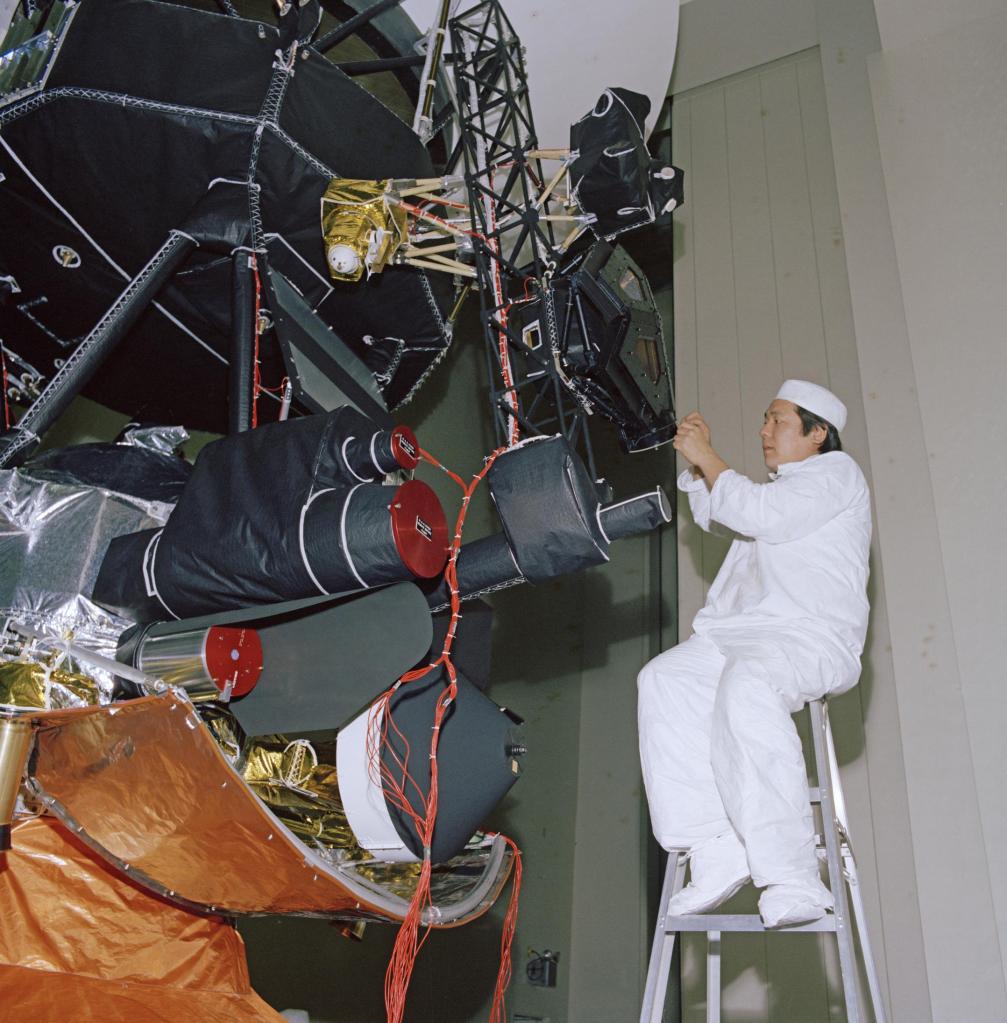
[673,411,729,488]
[673,412,715,465]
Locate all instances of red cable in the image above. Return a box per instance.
[372,446,522,1023]
[251,255,262,429]
[487,833,523,1023]
[0,345,10,431]
[256,376,289,395]
[483,170,520,446]
[398,199,487,242]
[415,195,470,212]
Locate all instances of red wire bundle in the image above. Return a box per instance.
[484,170,520,447]
[248,257,292,425]
[0,344,10,431]
[251,254,262,429]
[368,445,523,1023]
[487,832,523,1023]
[398,199,486,242]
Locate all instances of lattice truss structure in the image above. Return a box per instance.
[400,0,678,472]
[448,1,577,451]
[317,0,680,473]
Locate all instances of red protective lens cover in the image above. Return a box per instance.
[203,627,263,698]
[391,425,420,471]
[389,479,448,578]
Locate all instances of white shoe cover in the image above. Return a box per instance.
[758,876,835,928]
[668,832,750,916]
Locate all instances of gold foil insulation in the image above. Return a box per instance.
[233,730,508,909]
[200,704,245,765]
[240,733,364,857]
[355,848,502,906]
[321,178,408,282]
[0,658,101,710]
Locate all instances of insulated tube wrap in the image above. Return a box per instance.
[91,409,442,623]
[340,424,420,481]
[423,533,523,610]
[598,488,672,542]
[421,433,674,609]
[301,480,447,593]
[423,485,672,610]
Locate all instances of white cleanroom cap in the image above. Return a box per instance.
[775,379,847,432]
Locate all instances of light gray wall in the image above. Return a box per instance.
[670,46,915,1021]
[670,0,1007,1019]
[0,0,17,34]
[871,0,1007,51]
[671,0,818,94]
[821,1,1007,1018]
[863,5,1007,1018]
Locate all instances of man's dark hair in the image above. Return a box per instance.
[795,405,842,453]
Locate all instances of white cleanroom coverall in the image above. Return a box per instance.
[638,451,871,886]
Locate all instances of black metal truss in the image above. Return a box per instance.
[448,0,598,478]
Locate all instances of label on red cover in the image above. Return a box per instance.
[389,480,448,577]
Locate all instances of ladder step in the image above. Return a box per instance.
[640,701,887,1023]
[664,913,837,933]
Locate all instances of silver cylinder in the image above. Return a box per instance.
[135,626,262,702]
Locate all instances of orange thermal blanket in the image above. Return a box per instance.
[0,815,283,1022]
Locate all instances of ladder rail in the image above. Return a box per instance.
[639,698,889,1023]
[809,698,862,1022]
[842,834,889,1023]
[640,852,687,1023]
[707,931,721,1023]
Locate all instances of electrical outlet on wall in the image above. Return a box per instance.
[525,948,559,987]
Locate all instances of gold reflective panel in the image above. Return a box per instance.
[355,849,499,908]
[240,734,365,856]
[0,659,100,710]
[320,178,408,282]
[200,704,245,765]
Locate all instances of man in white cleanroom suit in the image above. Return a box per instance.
[637,380,871,928]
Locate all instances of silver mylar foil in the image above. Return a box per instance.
[0,468,172,699]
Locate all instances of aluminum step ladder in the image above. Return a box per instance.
[639,699,888,1023]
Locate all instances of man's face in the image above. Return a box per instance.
[759,399,823,470]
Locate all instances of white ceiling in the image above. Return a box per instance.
[402,0,680,144]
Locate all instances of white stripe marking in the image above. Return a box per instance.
[142,530,179,620]
[341,436,371,482]
[339,484,369,588]
[0,135,225,365]
[298,487,335,595]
